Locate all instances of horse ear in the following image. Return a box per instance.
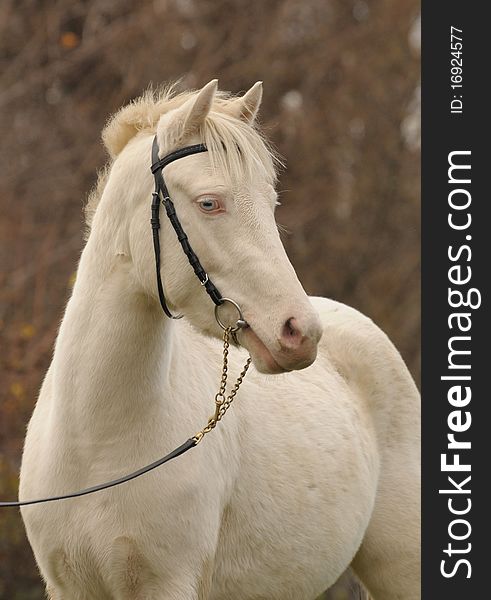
[227,82,263,124]
[157,79,218,146]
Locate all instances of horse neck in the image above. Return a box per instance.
[51,229,178,441]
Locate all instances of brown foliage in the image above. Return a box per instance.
[0,0,419,597]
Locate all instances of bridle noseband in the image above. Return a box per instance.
[0,135,251,508]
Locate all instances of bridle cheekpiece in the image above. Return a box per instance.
[150,136,246,335]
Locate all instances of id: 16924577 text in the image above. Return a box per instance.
[450,26,463,114]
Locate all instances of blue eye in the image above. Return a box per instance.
[198,197,220,212]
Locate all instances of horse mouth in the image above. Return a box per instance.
[238,326,292,375]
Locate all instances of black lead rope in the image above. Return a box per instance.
[0,440,196,508]
[0,137,227,508]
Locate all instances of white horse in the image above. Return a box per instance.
[19,80,420,600]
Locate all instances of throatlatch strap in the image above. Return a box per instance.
[151,190,174,318]
[151,137,223,311]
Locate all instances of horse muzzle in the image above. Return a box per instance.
[239,312,322,374]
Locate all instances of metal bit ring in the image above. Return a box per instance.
[215,298,248,333]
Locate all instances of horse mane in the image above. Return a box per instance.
[84,83,281,236]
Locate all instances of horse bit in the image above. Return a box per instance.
[0,137,251,508]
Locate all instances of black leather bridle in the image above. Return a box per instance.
[0,136,247,508]
[150,137,223,317]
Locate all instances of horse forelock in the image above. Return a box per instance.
[200,109,280,188]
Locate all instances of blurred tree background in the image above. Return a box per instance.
[0,0,420,598]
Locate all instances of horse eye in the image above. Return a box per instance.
[198,197,220,212]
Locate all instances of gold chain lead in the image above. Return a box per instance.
[193,327,252,444]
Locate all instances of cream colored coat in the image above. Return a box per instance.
[19,81,420,600]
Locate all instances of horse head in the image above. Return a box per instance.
[96,80,322,374]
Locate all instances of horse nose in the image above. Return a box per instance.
[279,315,322,352]
[280,317,303,350]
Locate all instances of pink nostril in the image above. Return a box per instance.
[280,317,303,349]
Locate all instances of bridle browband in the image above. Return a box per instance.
[0,136,249,508]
